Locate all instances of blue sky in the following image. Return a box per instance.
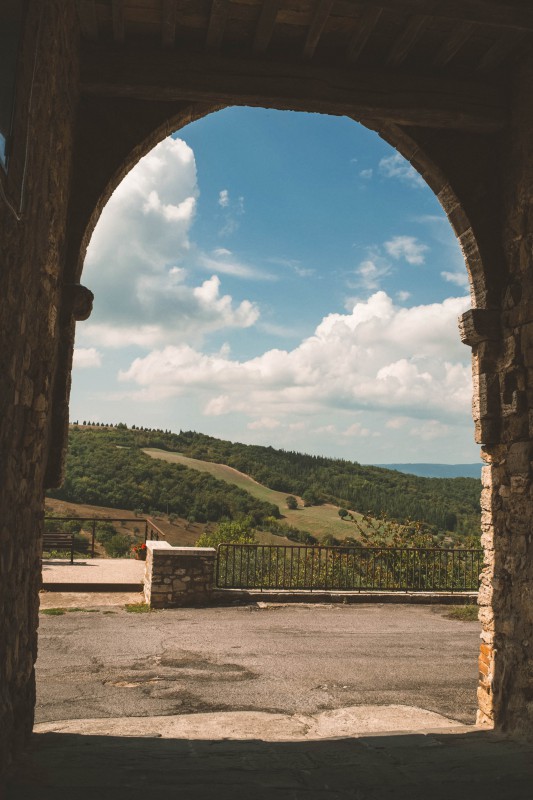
[72,107,477,464]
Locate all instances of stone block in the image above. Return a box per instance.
[459,308,501,346]
[507,442,533,475]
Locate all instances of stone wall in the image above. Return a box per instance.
[0,6,532,773]
[472,56,533,736]
[144,543,216,608]
[0,0,79,773]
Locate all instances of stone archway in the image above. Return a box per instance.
[56,100,504,728]
[2,0,533,775]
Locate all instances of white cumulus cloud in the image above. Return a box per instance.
[73,348,102,369]
[118,291,472,428]
[81,137,260,349]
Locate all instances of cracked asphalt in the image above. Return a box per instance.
[36,601,480,725]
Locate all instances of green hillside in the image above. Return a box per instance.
[49,428,280,525]
[144,448,367,540]
[61,424,481,538]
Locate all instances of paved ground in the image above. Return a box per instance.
[35,601,480,724]
[7,599,533,799]
[41,558,145,588]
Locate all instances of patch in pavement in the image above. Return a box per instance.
[102,649,257,702]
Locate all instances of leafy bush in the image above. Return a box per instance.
[103,533,131,558]
[196,519,255,548]
[95,521,117,544]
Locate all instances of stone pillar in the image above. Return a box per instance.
[143,542,216,608]
[468,56,533,737]
[0,0,79,774]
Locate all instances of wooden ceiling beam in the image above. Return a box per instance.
[161,0,177,49]
[76,0,98,41]
[476,30,526,73]
[345,5,382,63]
[253,0,281,53]
[81,48,508,132]
[338,0,533,34]
[112,0,125,44]
[206,0,230,50]
[303,0,335,59]
[433,22,475,68]
[386,14,427,66]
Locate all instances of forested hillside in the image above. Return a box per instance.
[49,428,280,524]
[62,424,481,535]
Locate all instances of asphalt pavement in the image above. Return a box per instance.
[8,601,533,800]
[35,601,480,725]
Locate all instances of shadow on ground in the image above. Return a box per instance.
[5,728,533,800]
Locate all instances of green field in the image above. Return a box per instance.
[143,448,365,541]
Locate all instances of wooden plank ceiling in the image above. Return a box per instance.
[76,0,532,75]
[76,1,532,131]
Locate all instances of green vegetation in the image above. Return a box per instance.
[153,430,480,535]
[125,603,152,613]
[196,519,255,548]
[445,605,479,622]
[55,425,482,540]
[49,428,281,526]
[40,607,100,615]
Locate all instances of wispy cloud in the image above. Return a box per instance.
[198,249,276,281]
[379,153,425,188]
[73,348,102,369]
[218,189,245,236]
[350,258,392,291]
[268,257,316,278]
[441,270,469,288]
[384,235,429,265]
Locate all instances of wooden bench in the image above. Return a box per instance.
[42,532,91,563]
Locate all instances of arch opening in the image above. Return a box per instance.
[39,109,486,736]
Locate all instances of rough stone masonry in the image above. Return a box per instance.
[1,0,533,778]
[144,543,216,608]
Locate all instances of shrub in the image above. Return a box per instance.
[196,519,255,548]
[321,533,340,547]
[95,522,117,544]
[103,533,131,558]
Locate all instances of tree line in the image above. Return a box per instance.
[49,428,280,524]
[81,425,480,535]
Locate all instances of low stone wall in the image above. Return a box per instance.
[143,542,216,608]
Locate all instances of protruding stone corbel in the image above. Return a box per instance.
[459,308,501,347]
[63,283,94,321]
[44,283,94,489]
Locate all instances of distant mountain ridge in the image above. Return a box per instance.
[375,463,482,479]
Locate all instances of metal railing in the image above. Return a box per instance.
[216,544,483,593]
[43,516,165,559]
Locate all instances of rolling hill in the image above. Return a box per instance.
[55,425,482,538]
[143,448,367,540]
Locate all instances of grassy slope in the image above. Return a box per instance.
[143,448,365,540]
[45,497,293,548]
